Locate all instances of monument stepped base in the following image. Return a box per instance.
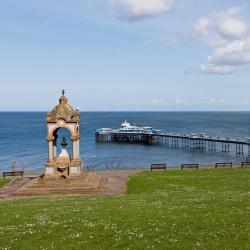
[13,172,107,196]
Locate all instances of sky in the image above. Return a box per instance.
[0,0,250,111]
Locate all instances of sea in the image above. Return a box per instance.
[1,112,250,172]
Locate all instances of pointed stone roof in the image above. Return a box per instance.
[46,90,80,123]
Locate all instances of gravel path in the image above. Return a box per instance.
[95,169,144,196]
[0,178,32,199]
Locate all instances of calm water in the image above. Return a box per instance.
[0,112,250,172]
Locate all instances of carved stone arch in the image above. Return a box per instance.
[50,125,74,138]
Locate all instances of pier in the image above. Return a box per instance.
[96,122,250,156]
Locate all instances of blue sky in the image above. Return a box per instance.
[0,0,250,111]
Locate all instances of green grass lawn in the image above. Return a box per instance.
[0,169,250,250]
[0,178,10,188]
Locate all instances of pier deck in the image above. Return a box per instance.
[96,130,250,156]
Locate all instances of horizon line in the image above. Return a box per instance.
[1,110,250,112]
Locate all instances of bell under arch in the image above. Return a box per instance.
[44,90,84,178]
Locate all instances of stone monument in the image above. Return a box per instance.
[44,90,83,178]
[13,92,106,196]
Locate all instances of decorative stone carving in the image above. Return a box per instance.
[46,94,80,123]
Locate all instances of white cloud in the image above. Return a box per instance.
[152,98,164,105]
[109,0,175,21]
[209,98,216,104]
[208,98,227,104]
[208,39,250,66]
[194,16,225,47]
[175,98,189,105]
[218,17,248,40]
[194,6,248,47]
[201,64,234,74]
[194,6,250,74]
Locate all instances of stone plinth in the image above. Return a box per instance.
[13,173,106,196]
[44,158,83,178]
